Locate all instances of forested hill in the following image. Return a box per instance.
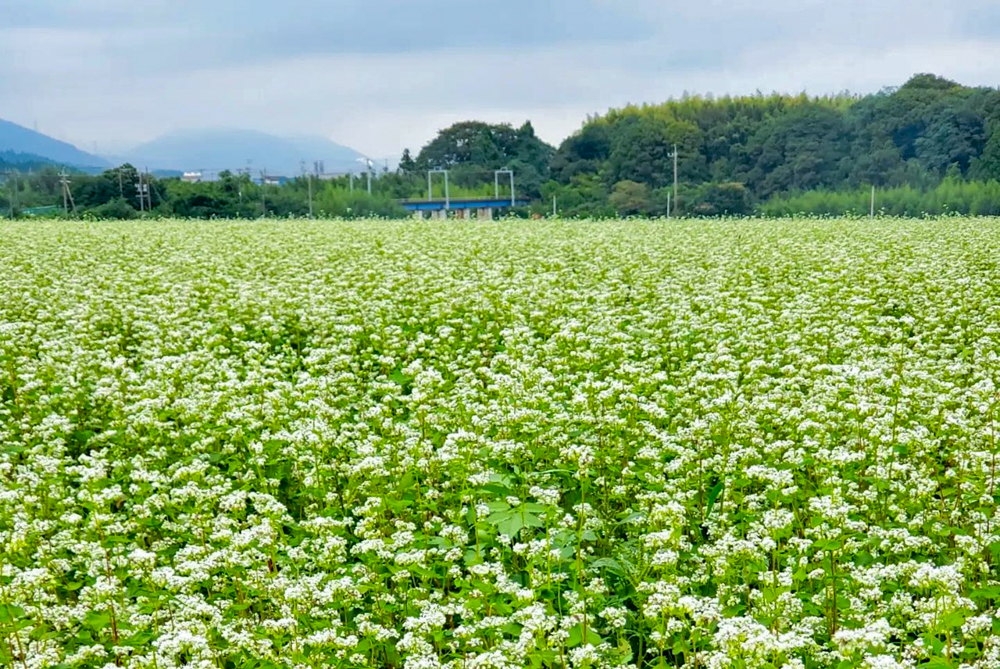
[0,151,59,172]
[545,74,1000,215]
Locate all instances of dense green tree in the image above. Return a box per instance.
[413,120,554,198]
[541,174,613,217]
[549,73,1000,212]
[398,149,417,175]
[415,121,553,173]
[975,125,1000,180]
[605,113,704,188]
[692,182,754,216]
[745,104,849,197]
[609,180,653,216]
[550,122,611,182]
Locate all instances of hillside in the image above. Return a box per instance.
[0,119,108,170]
[0,151,58,172]
[546,73,1000,215]
[125,128,367,176]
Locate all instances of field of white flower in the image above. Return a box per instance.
[2,218,1000,669]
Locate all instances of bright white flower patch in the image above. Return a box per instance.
[2,217,1000,668]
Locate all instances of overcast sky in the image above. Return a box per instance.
[3,0,1000,161]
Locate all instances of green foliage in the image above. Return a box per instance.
[0,150,59,172]
[415,120,553,172]
[541,174,614,218]
[3,218,1000,668]
[692,182,754,216]
[762,179,1000,217]
[609,180,653,216]
[86,197,140,220]
[552,74,1000,214]
[313,184,407,218]
[412,120,555,198]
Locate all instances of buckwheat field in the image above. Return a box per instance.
[4,218,1000,669]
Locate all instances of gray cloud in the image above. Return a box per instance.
[8,1,647,62]
[1,0,999,160]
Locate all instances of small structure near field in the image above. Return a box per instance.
[401,197,530,219]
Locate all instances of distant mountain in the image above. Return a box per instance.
[0,119,109,170]
[124,128,367,176]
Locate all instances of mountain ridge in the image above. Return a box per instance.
[124,128,368,176]
[0,119,109,170]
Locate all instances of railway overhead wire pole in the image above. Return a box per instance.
[428,169,450,213]
[494,169,514,207]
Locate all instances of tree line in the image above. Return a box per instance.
[3,74,1000,219]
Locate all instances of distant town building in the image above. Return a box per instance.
[182,172,203,183]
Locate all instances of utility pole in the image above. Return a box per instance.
[307,172,314,218]
[870,185,876,218]
[60,170,77,215]
[666,192,671,220]
[260,170,268,217]
[358,158,372,195]
[117,167,124,198]
[301,161,314,218]
[134,172,150,212]
[5,170,19,219]
[13,170,20,218]
[349,172,354,192]
[552,195,557,217]
[63,173,71,213]
[671,144,679,216]
[357,158,373,195]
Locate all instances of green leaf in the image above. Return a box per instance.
[497,514,523,537]
[706,481,724,516]
[971,586,1000,600]
[485,501,511,514]
[0,604,25,623]
[921,659,955,669]
[567,624,584,648]
[522,512,544,528]
[83,610,111,630]
[590,558,625,576]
